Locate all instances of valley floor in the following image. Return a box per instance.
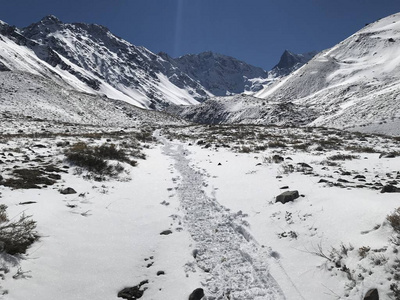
[1,124,400,299]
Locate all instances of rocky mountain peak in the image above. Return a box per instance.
[271,50,317,77]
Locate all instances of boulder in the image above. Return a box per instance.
[272,155,284,163]
[379,152,396,158]
[189,288,204,300]
[60,187,77,195]
[276,190,299,204]
[380,185,400,193]
[364,288,379,300]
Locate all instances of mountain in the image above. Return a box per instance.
[270,50,318,77]
[0,19,185,126]
[19,15,212,109]
[170,13,400,136]
[255,13,400,135]
[159,51,270,95]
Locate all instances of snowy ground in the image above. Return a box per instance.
[1,124,400,299]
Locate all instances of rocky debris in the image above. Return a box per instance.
[188,288,205,300]
[297,162,313,171]
[276,190,300,204]
[380,185,400,193]
[117,280,148,300]
[379,153,397,158]
[160,230,172,235]
[59,187,77,195]
[364,288,379,300]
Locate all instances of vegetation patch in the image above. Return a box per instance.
[1,168,57,189]
[65,142,137,177]
[0,204,38,255]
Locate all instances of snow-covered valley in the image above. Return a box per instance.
[1,122,400,299]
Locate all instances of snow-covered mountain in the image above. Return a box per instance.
[256,13,400,135]
[170,13,400,136]
[0,16,211,110]
[159,51,270,95]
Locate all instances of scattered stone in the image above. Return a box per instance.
[156,271,165,276]
[18,201,36,205]
[297,162,313,171]
[276,190,299,204]
[33,144,47,148]
[379,152,396,158]
[354,175,366,179]
[341,171,351,176]
[338,178,350,183]
[0,175,3,182]
[60,187,77,195]
[160,230,172,235]
[380,185,400,193]
[188,288,204,300]
[117,280,148,300]
[318,179,329,183]
[218,163,222,166]
[364,288,379,300]
[272,155,284,163]
[280,186,289,189]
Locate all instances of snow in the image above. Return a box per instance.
[1,124,400,299]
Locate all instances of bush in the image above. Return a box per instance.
[327,154,359,161]
[387,207,400,233]
[65,142,138,176]
[0,204,38,255]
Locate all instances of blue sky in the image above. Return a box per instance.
[1,0,399,69]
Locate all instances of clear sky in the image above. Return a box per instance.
[1,0,399,69]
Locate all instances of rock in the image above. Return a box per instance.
[380,185,400,193]
[156,271,165,276]
[280,186,289,189]
[272,155,284,163]
[364,288,379,300]
[341,171,351,176]
[318,179,329,183]
[118,280,148,299]
[0,175,3,182]
[297,162,313,171]
[60,187,77,195]
[276,190,299,204]
[354,175,366,179]
[160,230,172,235]
[379,152,396,158]
[188,288,204,300]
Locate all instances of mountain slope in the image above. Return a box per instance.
[256,13,400,135]
[19,16,212,109]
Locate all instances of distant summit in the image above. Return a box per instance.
[271,50,318,77]
[159,51,269,96]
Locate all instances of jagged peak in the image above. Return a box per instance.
[40,15,62,25]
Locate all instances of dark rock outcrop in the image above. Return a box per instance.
[188,288,205,300]
[276,190,299,204]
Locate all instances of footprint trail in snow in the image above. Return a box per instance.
[160,134,286,300]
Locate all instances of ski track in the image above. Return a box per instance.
[159,133,286,300]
